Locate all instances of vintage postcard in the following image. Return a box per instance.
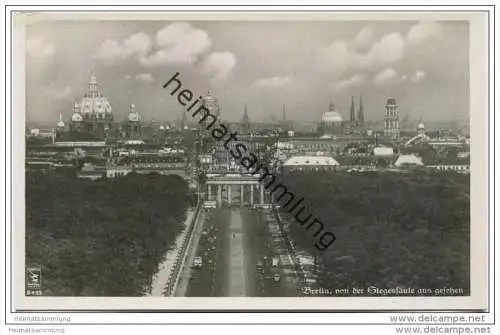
[10,10,489,311]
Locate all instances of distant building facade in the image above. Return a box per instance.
[384,98,400,139]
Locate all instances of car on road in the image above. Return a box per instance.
[256,260,264,273]
[192,256,203,269]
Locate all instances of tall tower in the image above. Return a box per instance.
[349,96,356,124]
[241,103,250,135]
[384,98,400,139]
[126,103,141,139]
[357,95,365,128]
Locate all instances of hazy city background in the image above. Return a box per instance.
[26,20,469,127]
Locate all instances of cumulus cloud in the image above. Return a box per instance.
[410,70,426,83]
[316,40,353,76]
[200,51,236,82]
[140,22,211,66]
[353,25,375,51]
[252,75,292,88]
[43,84,72,100]
[135,73,154,83]
[331,74,365,93]
[316,32,405,76]
[26,38,55,59]
[407,21,443,46]
[361,32,405,68]
[374,68,407,86]
[93,32,151,62]
[317,22,443,77]
[124,74,132,80]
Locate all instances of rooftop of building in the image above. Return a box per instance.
[283,156,340,166]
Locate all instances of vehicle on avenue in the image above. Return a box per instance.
[256,260,264,273]
[192,256,203,269]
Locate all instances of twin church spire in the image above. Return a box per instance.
[349,95,365,127]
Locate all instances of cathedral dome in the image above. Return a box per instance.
[202,91,216,104]
[322,112,343,123]
[201,91,220,117]
[78,74,113,120]
[321,102,343,123]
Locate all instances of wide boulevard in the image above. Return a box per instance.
[182,207,301,297]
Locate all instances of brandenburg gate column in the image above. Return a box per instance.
[228,184,232,204]
[217,184,222,205]
[260,184,264,204]
[207,184,212,201]
[240,184,244,204]
[250,185,254,206]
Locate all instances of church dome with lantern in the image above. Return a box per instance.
[68,73,115,140]
[318,101,344,137]
[76,74,113,121]
[201,91,221,118]
[321,101,343,123]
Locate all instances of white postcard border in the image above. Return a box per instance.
[5,6,493,319]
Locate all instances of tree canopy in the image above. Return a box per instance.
[281,170,470,295]
[26,171,190,296]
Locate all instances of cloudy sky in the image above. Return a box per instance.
[26,20,469,124]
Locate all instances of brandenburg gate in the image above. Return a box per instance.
[204,172,272,206]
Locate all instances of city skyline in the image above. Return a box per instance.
[26,20,469,124]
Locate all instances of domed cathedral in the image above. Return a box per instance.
[125,103,142,139]
[194,91,222,136]
[69,73,114,140]
[201,91,221,118]
[318,101,343,136]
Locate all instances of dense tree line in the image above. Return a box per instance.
[26,171,190,296]
[281,170,470,295]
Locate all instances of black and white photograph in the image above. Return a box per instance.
[11,10,490,313]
